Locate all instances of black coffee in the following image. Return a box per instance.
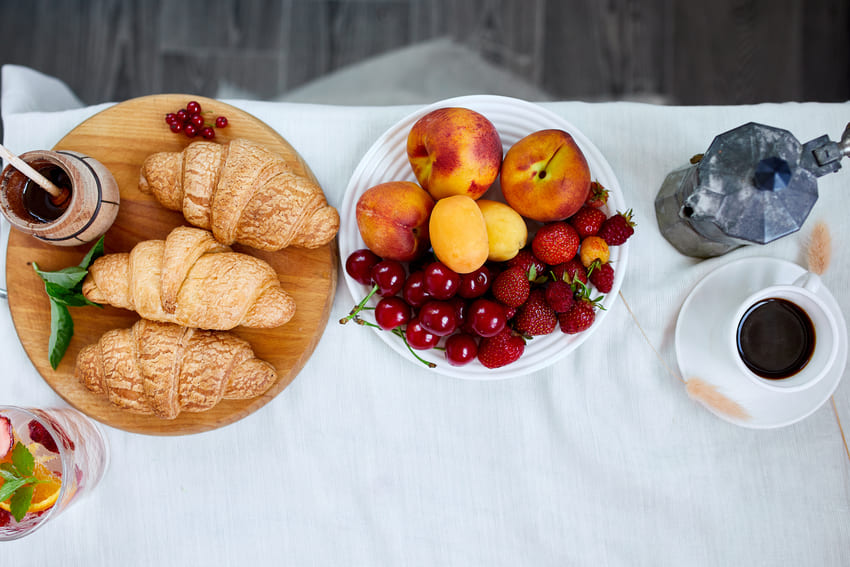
[736,297,816,379]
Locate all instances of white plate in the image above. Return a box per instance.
[340,95,629,379]
[675,256,847,428]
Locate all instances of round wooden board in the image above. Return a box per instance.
[5,94,338,435]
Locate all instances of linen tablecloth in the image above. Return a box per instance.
[1,64,849,566]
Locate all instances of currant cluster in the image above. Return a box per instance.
[164,100,229,140]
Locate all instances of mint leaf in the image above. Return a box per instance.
[10,484,33,522]
[11,441,34,477]
[48,300,74,370]
[0,477,27,504]
[78,235,105,268]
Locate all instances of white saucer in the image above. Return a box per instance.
[675,256,847,429]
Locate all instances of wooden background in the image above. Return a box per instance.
[0,0,847,110]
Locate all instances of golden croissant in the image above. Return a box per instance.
[82,226,295,330]
[76,319,277,419]
[138,138,339,250]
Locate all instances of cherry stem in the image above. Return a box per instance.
[339,284,379,324]
[391,328,437,369]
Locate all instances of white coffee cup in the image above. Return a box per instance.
[730,272,839,393]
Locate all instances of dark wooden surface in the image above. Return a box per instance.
[0,0,847,109]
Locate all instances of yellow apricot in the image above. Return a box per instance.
[476,199,528,262]
[429,195,490,274]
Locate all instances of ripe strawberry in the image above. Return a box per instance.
[512,289,557,336]
[0,415,12,458]
[579,236,610,268]
[598,209,636,246]
[569,206,607,238]
[478,327,526,368]
[558,282,603,334]
[491,266,531,308]
[588,260,615,293]
[584,181,609,208]
[544,279,574,313]
[532,222,580,265]
[504,249,546,281]
[551,257,588,285]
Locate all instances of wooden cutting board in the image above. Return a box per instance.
[5,94,338,435]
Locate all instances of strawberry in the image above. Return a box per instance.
[504,249,546,281]
[491,266,531,308]
[544,279,574,313]
[28,419,59,453]
[477,327,526,368]
[512,288,557,336]
[579,236,610,268]
[569,206,607,238]
[598,209,635,246]
[584,181,609,208]
[0,415,12,458]
[558,282,603,334]
[588,260,615,293]
[551,257,587,285]
[532,222,580,265]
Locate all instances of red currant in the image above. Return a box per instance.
[186,101,202,115]
[405,317,440,350]
[374,296,411,330]
[176,109,188,123]
[468,298,507,337]
[215,116,228,128]
[169,121,184,133]
[190,114,204,128]
[201,126,216,140]
[345,249,381,285]
[424,262,460,300]
[445,333,478,366]
[418,300,458,336]
[184,123,199,138]
[402,270,431,308]
[370,260,405,296]
[458,265,492,298]
[165,112,178,125]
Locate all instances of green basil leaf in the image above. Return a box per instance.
[78,235,105,269]
[11,442,34,477]
[10,484,33,522]
[48,300,74,370]
[34,264,89,289]
[44,284,91,307]
[0,477,27,505]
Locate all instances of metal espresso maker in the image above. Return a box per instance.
[655,122,850,258]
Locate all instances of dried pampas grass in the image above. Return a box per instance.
[685,377,751,421]
[807,221,831,275]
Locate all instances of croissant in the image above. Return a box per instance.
[138,138,339,250]
[82,226,295,330]
[76,319,277,419]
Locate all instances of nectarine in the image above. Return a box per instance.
[355,181,435,262]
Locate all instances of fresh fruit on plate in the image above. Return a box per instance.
[476,199,528,262]
[428,195,489,274]
[501,128,591,222]
[355,181,435,262]
[407,107,502,200]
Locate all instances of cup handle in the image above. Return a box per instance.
[792,271,822,293]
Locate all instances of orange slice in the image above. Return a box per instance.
[0,460,62,514]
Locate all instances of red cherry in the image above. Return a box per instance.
[215,116,228,128]
[458,265,492,299]
[201,126,216,140]
[405,317,440,350]
[375,296,411,330]
[468,299,507,337]
[345,249,381,285]
[402,270,432,308]
[445,333,478,366]
[186,101,202,115]
[423,262,460,300]
[370,260,406,296]
[418,300,458,336]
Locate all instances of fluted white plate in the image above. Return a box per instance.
[340,95,628,379]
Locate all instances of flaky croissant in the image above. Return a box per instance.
[76,319,277,419]
[82,226,295,330]
[138,138,339,250]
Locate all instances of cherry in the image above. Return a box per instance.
[423,261,460,300]
[405,317,440,350]
[418,300,458,336]
[402,270,431,308]
[215,116,228,128]
[458,265,492,299]
[345,249,381,285]
[201,126,216,140]
[468,298,507,337]
[370,260,405,296]
[375,296,411,330]
[445,333,478,366]
[450,296,468,327]
[186,100,202,115]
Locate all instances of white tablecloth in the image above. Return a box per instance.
[1,64,849,566]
